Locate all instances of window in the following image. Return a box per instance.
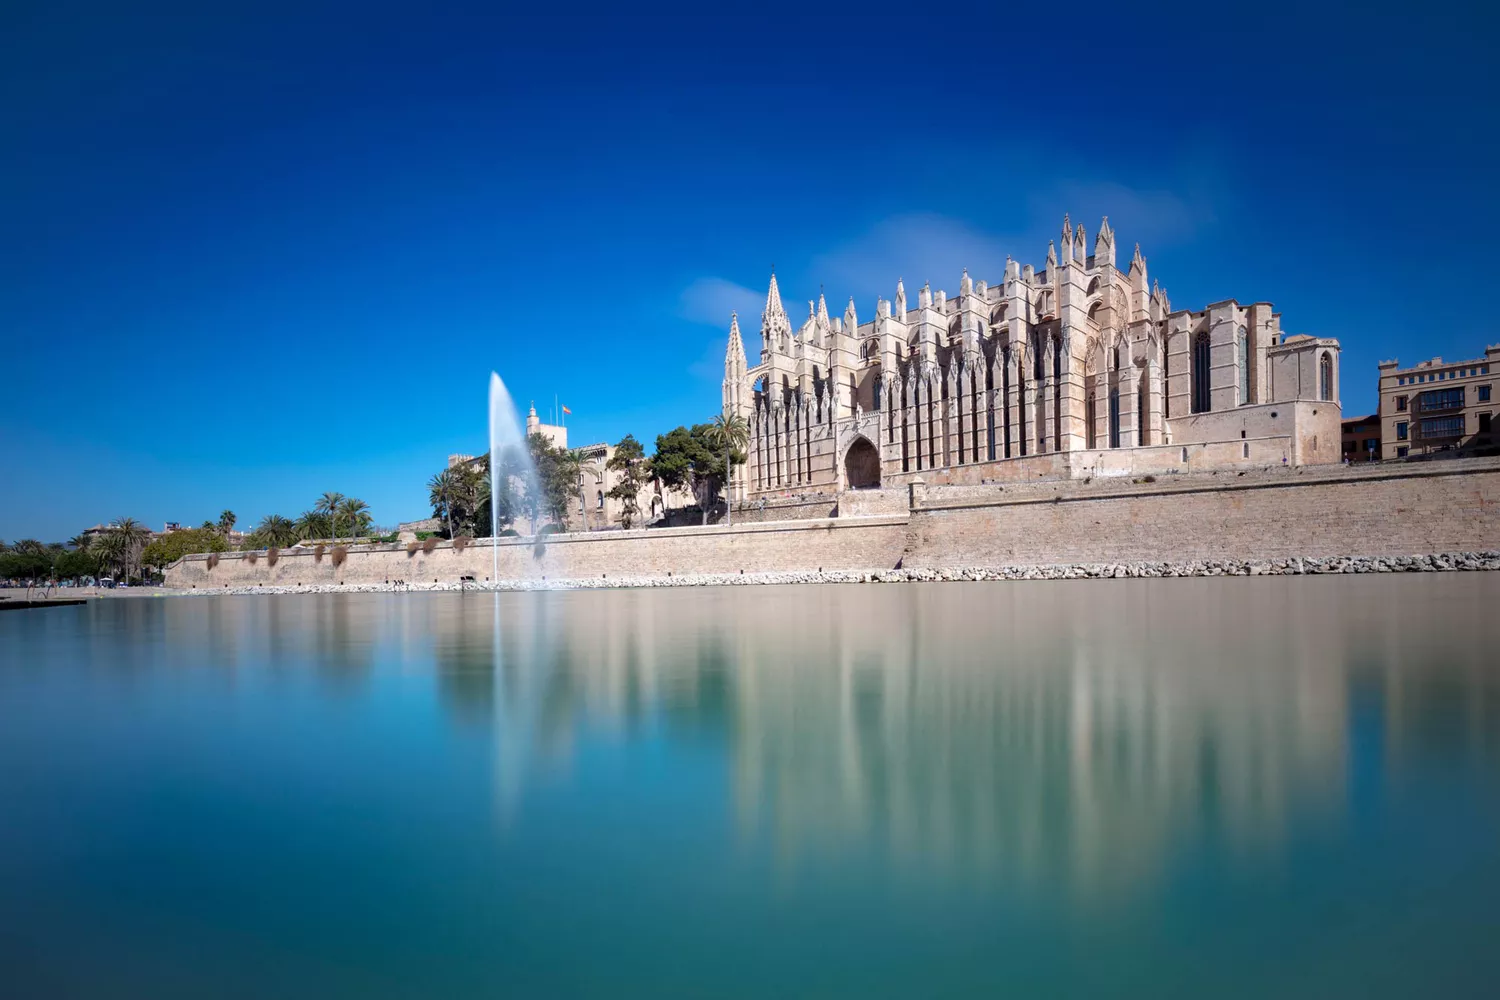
[1480,413,1493,434]
[1396,395,1407,411]
[1364,437,1379,453]
[1319,353,1333,401]
[1480,385,1492,402]
[1418,388,1464,411]
[1236,326,1249,405]
[597,490,604,509]
[1397,421,1408,440]
[1420,416,1465,438]
[1191,331,1211,413]
[1397,446,1409,457]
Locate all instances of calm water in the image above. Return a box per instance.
[3,578,1499,998]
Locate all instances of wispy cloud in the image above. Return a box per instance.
[678,277,765,329]
[810,214,1028,302]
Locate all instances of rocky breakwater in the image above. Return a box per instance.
[174,551,1500,595]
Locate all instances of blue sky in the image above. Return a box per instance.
[3,2,1496,539]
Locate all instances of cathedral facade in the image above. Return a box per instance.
[723,216,1342,499]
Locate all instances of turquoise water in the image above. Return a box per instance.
[3,577,1498,998]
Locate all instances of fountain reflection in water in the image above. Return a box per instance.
[487,372,540,584]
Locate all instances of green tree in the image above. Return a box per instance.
[605,434,650,529]
[13,539,46,556]
[255,514,297,548]
[217,510,237,538]
[52,548,98,581]
[316,492,346,539]
[428,469,460,540]
[653,424,733,525]
[339,497,371,539]
[295,510,331,541]
[708,411,750,527]
[109,518,152,582]
[67,533,93,553]
[0,549,52,581]
[90,530,126,580]
[141,528,227,571]
[527,433,581,528]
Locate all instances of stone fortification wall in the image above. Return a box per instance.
[731,495,839,523]
[166,516,907,589]
[838,488,908,517]
[166,460,1500,588]
[905,460,1500,569]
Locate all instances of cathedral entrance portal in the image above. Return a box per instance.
[844,437,881,489]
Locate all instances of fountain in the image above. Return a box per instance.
[487,372,541,587]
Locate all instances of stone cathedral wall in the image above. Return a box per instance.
[167,461,1500,588]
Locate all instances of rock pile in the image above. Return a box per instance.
[177,551,1500,596]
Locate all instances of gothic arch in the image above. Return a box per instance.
[843,436,881,489]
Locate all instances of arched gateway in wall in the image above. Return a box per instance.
[844,437,880,489]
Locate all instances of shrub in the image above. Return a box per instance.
[314,543,326,562]
[207,553,220,570]
[453,535,471,552]
[331,545,347,567]
[246,551,258,565]
[421,536,439,554]
[406,541,419,556]
[539,523,563,536]
[267,547,280,567]
[416,531,436,541]
[1142,474,1157,483]
[499,528,520,538]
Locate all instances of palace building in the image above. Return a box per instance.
[723,215,1342,498]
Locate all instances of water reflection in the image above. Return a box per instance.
[415,576,1500,899]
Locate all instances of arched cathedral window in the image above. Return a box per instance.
[1236,326,1249,406]
[1320,353,1333,401]
[1191,331,1211,414]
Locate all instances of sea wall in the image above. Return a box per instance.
[166,459,1500,588]
[166,516,908,589]
[904,459,1500,568]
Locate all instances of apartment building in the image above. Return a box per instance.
[1377,346,1499,459]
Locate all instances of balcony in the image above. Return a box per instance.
[1417,388,1465,414]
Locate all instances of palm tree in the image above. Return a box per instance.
[294,510,329,541]
[339,498,370,540]
[708,411,750,527]
[217,510,237,538]
[316,492,346,540]
[428,471,457,540]
[256,514,297,548]
[199,520,215,531]
[67,534,92,552]
[91,531,126,581]
[109,518,151,582]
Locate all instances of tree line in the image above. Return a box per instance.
[1,492,381,585]
[424,412,750,536]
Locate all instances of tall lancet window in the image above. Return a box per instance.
[1191,331,1211,413]
[1236,326,1249,406]
[1320,353,1333,401]
[1108,346,1121,449]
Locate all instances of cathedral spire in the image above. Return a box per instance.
[1047,240,1058,269]
[725,311,746,367]
[760,269,791,354]
[960,267,972,297]
[895,278,907,322]
[844,296,858,337]
[1075,222,1086,263]
[1061,214,1073,263]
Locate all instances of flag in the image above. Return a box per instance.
[561,405,572,415]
